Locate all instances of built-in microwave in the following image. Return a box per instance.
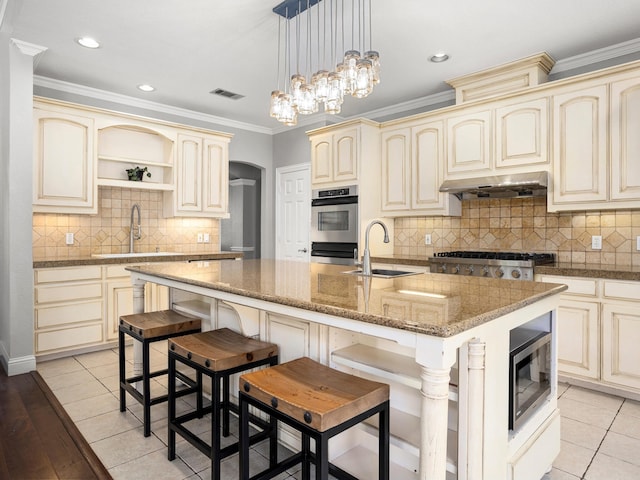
[509,316,552,431]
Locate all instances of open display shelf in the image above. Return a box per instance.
[332,343,459,401]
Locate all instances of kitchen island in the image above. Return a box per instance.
[126,259,566,480]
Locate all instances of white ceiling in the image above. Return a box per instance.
[7,0,640,132]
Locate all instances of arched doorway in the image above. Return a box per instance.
[220,162,262,259]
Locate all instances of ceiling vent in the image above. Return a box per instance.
[210,88,244,100]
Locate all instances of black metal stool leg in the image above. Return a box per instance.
[222,373,230,437]
[168,353,177,461]
[316,434,329,480]
[379,401,390,480]
[142,339,151,437]
[302,433,311,479]
[118,329,126,412]
[211,374,221,480]
[239,394,250,480]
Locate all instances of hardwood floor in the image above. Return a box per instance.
[0,367,111,479]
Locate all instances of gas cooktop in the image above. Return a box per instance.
[429,251,555,280]
[434,251,555,263]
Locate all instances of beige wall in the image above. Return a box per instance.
[32,187,220,260]
[393,197,640,266]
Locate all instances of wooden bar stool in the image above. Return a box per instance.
[239,357,390,480]
[119,310,202,437]
[167,328,279,480]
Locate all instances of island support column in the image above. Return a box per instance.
[467,340,486,480]
[419,366,451,480]
[131,279,146,378]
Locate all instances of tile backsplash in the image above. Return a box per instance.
[32,187,220,260]
[393,197,640,266]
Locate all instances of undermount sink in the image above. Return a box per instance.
[342,268,423,278]
[92,252,184,258]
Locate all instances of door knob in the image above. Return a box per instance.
[298,248,308,253]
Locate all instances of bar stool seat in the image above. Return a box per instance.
[239,357,390,480]
[167,328,279,480]
[119,310,201,437]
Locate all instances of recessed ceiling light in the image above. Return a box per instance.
[76,37,100,49]
[137,84,155,92]
[429,52,449,63]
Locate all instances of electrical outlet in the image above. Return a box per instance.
[203,233,210,243]
[424,234,432,245]
[591,235,602,250]
[197,233,203,243]
[637,236,640,251]
[65,232,74,245]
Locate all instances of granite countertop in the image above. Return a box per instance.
[126,259,566,338]
[33,251,242,269]
[372,255,640,281]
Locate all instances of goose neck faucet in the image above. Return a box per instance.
[129,203,141,253]
[361,220,389,276]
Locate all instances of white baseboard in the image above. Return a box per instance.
[0,341,36,375]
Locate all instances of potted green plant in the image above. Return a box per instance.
[126,166,151,181]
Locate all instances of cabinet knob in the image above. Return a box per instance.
[298,248,308,253]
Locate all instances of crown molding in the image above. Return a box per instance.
[552,37,640,74]
[33,75,274,135]
[11,38,47,57]
[353,90,456,122]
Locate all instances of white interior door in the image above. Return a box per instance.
[276,164,311,261]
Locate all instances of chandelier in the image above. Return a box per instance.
[270,0,380,126]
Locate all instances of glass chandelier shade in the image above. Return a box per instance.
[270,0,379,126]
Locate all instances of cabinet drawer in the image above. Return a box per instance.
[36,283,102,304]
[36,300,103,328]
[35,266,102,284]
[538,275,597,296]
[106,265,133,278]
[603,280,640,301]
[35,323,103,354]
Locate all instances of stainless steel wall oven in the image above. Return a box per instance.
[310,185,358,265]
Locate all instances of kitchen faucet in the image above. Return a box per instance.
[129,203,142,253]
[361,220,390,276]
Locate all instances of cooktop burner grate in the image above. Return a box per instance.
[434,251,555,264]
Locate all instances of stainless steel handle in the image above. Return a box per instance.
[298,248,308,253]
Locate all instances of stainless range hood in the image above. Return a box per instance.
[439,171,548,200]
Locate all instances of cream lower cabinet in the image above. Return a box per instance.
[538,274,640,396]
[35,264,169,356]
[34,266,104,354]
[33,102,97,214]
[601,280,640,390]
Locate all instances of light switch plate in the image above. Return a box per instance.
[65,232,74,245]
[204,233,210,243]
[637,236,640,251]
[591,235,602,250]
[424,234,432,245]
[197,233,203,243]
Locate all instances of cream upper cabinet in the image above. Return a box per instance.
[381,119,460,216]
[495,97,548,169]
[610,76,640,201]
[33,103,97,214]
[549,83,608,209]
[169,131,231,217]
[446,108,492,175]
[310,126,358,186]
[381,127,411,211]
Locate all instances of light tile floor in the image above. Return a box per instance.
[37,344,640,480]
